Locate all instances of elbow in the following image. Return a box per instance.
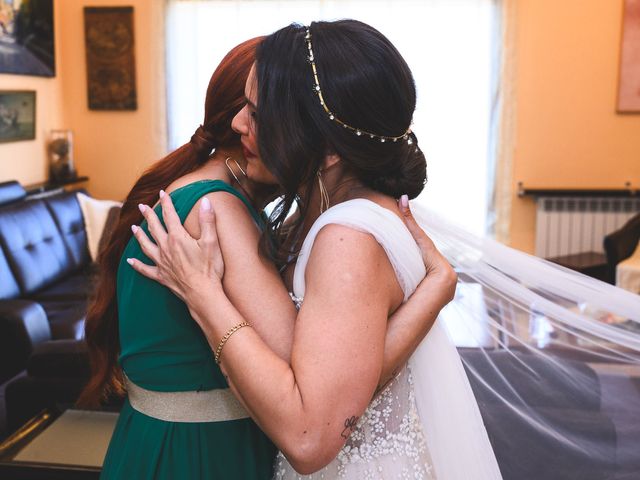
[281,435,336,475]
[440,266,458,303]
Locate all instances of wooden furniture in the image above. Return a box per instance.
[0,408,118,480]
[25,177,89,200]
[546,251,608,282]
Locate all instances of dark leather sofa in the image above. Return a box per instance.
[0,181,100,434]
[0,181,93,384]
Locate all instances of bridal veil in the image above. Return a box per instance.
[411,202,640,480]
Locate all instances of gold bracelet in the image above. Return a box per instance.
[214,322,250,364]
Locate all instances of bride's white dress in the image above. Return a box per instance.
[273,199,501,480]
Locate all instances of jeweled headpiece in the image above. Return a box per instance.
[304,27,413,144]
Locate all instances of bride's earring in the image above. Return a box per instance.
[317,170,330,214]
[224,157,247,185]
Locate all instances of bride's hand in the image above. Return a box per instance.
[398,195,457,304]
[127,192,225,303]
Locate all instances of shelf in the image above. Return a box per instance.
[25,176,89,196]
[517,182,638,198]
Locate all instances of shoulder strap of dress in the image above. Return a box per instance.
[168,180,262,226]
[292,199,426,300]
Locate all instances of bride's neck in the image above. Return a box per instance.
[298,163,371,233]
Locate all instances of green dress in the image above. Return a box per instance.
[101,180,276,479]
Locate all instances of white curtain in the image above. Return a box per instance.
[166,0,498,234]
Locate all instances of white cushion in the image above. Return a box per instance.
[616,240,640,294]
[77,192,122,262]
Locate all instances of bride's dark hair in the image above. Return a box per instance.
[254,20,426,264]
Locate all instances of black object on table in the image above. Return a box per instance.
[546,251,608,282]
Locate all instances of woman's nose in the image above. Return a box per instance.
[231,106,248,135]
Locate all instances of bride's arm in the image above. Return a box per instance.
[180,191,296,362]
[130,194,454,473]
[378,198,457,387]
[131,198,454,472]
[185,224,395,474]
[136,193,453,387]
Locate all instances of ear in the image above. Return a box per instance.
[322,153,341,170]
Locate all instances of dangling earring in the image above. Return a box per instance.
[225,157,247,185]
[317,170,330,214]
[224,156,255,205]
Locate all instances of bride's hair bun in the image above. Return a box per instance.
[368,132,427,199]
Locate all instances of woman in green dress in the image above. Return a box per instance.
[81,37,452,480]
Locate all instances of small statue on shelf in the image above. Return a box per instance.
[48,130,77,183]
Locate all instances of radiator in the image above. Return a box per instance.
[534,197,640,258]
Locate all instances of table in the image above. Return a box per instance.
[0,408,118,480]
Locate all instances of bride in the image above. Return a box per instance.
[129,20,503,479]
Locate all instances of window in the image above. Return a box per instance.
[167,0,498,234]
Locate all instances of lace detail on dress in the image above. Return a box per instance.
[273,365,436,480]
[277,201,437,479]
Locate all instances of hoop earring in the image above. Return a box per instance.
[317,170,330,214]
[225,157,247,185]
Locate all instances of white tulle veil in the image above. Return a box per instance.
[409,201,640,480]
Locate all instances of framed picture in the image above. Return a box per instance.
[0,91,36,143]
[618,0,640,113]
[84,6,137,110]
[0,0,55,77]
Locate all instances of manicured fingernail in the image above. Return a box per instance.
[131,225,138,234]
[138,203,146,213]
[159,190,165,198]
[126,258,134,265]
[400,195,409,209]
[201,197,211,212]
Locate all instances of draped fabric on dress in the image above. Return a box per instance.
[274,199,502,480]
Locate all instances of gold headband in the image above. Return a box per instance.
[304,27,413,144]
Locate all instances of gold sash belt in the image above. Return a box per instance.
[125,376,249,423]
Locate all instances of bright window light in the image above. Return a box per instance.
[167,0,496,234]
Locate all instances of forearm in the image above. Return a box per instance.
[222,268,295,363]
[186,289,323,466]
[186,277,384,474]
[380,276,451,388]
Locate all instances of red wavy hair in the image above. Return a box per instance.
[78,37,263,407]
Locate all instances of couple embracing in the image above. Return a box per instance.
[81,20,502,480]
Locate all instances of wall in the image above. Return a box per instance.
[0,0,65,186]
[3,0,638,233]
[509,0,640,253]
[0,0,166,200]
[58,0,166,200]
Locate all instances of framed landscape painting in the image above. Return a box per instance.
[618,0,640,112]
[0,91,36,143]
[0,0,55,77]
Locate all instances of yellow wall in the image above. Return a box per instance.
[2,0,638,238]
[0,1,65,186]
[0,0,166,200]
[58,0,166,200]
[509,0,640,252]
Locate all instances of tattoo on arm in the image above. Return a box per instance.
[341,416,359,439]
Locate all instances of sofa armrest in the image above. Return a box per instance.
[0,299,52,383]
[27,339,89,379]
